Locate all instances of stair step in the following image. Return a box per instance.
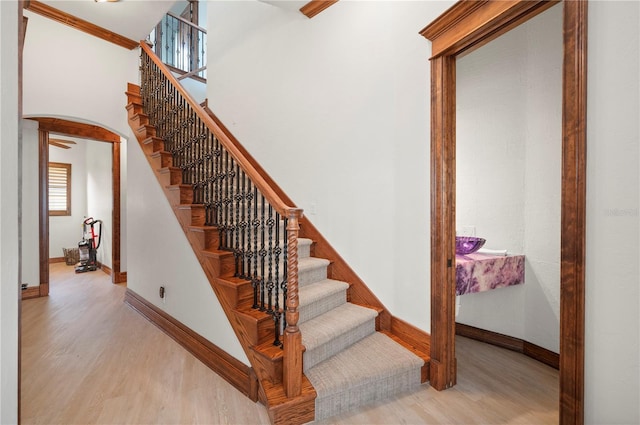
[187,225,219,251]
[300,303,377,371]
[380,330,431,383]
[165,183,193,205]
[305,332,424,421]
[260,376,316,425]
[143,136,165,154]
[298,257,330,286]
[175,204,206,226]
[149,150,173,168]
[299,279,349,324]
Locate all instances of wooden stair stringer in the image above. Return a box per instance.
[125,85,316,423]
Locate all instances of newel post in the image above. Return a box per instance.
[283,208,303,398]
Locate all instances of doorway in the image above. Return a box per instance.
[420,1,587,423]
[22,116,125,299]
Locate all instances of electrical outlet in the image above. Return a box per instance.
[310,203,317,215]
[159,286,166,304]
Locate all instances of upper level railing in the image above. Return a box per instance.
[138,42,303,398]
[149,11,207,81]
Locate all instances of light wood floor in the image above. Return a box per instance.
[21,263,558,424]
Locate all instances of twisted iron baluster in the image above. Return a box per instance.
[259,195,266,311]
[266,205,275,314]
[272,211,283,346]
[214,140,224,239]
[238,170,248,278]
[204,134,214,225]
[251,186,260,309]
[233,163,241,276]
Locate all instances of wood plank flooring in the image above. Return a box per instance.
[21,263,558,424]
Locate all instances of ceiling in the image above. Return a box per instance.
[37,0,180,43]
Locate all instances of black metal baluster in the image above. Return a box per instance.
[233,163,241,276]
[244,178,253,281]
[272,211,283,347]
[259,195,266,311]
[273,212,282,313]
[266,205,275,314]
[238,169,248,278]
[251,186,260,309]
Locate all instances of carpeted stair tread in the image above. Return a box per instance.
[305,332,425,421]
[297,257,330,286]
[300,303,377,371]
[296,238,313,259]
[298,279,349,324]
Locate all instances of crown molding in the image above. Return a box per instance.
[25,0,138,50]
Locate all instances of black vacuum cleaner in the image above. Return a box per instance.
[75,217,102,273]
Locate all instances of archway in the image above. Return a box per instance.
[22,115,126,299]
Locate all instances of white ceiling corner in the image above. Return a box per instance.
[39,0,179,42]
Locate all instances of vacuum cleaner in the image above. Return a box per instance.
[75,217,102,273]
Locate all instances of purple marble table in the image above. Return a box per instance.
[455,253,525,296]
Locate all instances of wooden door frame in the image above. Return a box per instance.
[420,1,586,423]
[29,117,126,298]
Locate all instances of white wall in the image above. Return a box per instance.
[207,2,639,422]
[455,5,562,353]
[1,2,635,424]
[22,119,40,287]
[22,11,139,134]
[49,138,88,260]
[585,2,639,423]
[86,142,113,268]
[127,136,248,363]
[522,6,562,353]
[0,1,19,422]
[22,10,135,273]
[207,0,454,330]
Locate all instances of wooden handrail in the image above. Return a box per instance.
[166,11,207,34]
[139,41,303,398]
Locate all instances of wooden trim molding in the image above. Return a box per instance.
[38,130,49,297]
[559,2,587,423]
[31,117,121,143]
[421,1,586,423]
[113,272,127,284]
[456,323,560,370]
[300,0,339,19]
[420,1,559,59]
[24,0,138,50]
[48,257,65,264]
[32,117,124,287]
[428,53,457,391]
[124,289,259,401]
[111,142,122,283]
[98,262,112,276]
[21,286,41,300]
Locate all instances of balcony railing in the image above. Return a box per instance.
[149,11,207,81]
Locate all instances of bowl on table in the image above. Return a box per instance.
[455,236,486,255]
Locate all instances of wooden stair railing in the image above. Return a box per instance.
[128,40,432,425]
[134,41,304,400]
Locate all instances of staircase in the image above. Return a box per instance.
[126,42,430,424]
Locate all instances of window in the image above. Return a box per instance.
[49,162,71,216]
